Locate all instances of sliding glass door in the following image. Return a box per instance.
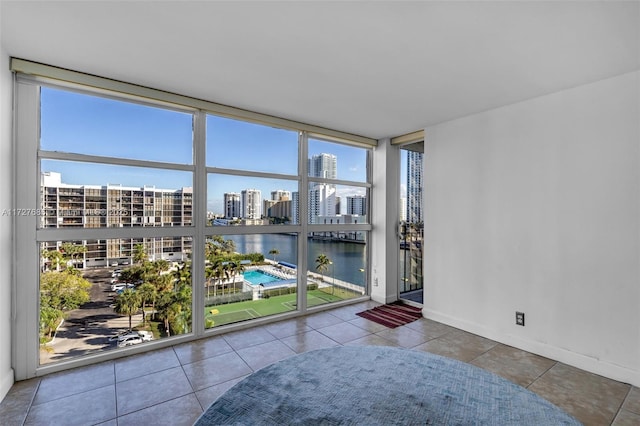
[399,144,423,304]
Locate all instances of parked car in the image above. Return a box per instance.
[111,283,134,292]
[117,331,153,348]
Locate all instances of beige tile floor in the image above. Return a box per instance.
[1,300,638,426]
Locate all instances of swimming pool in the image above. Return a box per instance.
[243,270,281,285]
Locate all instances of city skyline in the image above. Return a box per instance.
[40,169,368,222]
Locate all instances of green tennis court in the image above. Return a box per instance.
[205,289,356,327]
[207,309,260,325]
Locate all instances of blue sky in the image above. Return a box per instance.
[40,87,369,214]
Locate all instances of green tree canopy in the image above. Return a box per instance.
[137,282,157,324]
[41,248,65,271]
[39,269,91,343]
[114,289,141,330]
[156,283,191,337]
[40,270,91,311]
[132,243,147,265]
[60,242,87,267]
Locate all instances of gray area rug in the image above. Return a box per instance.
[195,346,581,425]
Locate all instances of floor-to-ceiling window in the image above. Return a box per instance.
[204,115,301,328]
[37,87,196,365]
[305,138,370,309]
[398,142,424,304]
[12,60,373,379]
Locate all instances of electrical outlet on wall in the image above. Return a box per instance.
[516,311,525,326]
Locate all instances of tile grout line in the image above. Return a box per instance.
[609,384,634,424]
[112,360,119,423]
[7,304,635,426]
[114,392,202,423]
[461,340,500,365]
[22,379,43,426]
[525,361,559,390]
[173,345,203,415]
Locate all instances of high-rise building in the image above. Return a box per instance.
[271,190,291,201]
[346,195,367,216]
[224,192,241,218]
[308,153,337,179]
[309,184,336,224]
[291,192,300,224]
[40,172,193,267]
[308,153,338,223]
[406,151,423,223]
[267,199,292,222]
[241,188,262,219]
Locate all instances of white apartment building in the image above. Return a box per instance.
[241,188,262,219]
[308,153,338,223]
[308,184,336,224]
[40,172,192,267]
[224,192,241,219]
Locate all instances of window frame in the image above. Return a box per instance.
[12,66,373,380]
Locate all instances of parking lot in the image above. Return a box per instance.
[40,267,142,365]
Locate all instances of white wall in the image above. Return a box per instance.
[423,71,640,386]
[0,47,14,400]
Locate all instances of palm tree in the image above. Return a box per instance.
[222,238,236,254]
[151,273,174,294]
[155,291,175,337]
[137,282,157,324]
[206,259,224,296]
[153,259,170,274]
[170,283,192,335]
[269,248,280,263]
[228,260,245,292]
[156,284,192,336]
[213,261,227,295]
[205,262,216,297]
[172,262,191,287]
[132,243,147,265]
[113,289,141,330]
[315,254,331,283]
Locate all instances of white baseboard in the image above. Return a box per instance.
[0,368,14,403]
[422,308,640,388]
[370,294,397,305]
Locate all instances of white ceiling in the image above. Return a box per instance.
[1,1,638,140]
